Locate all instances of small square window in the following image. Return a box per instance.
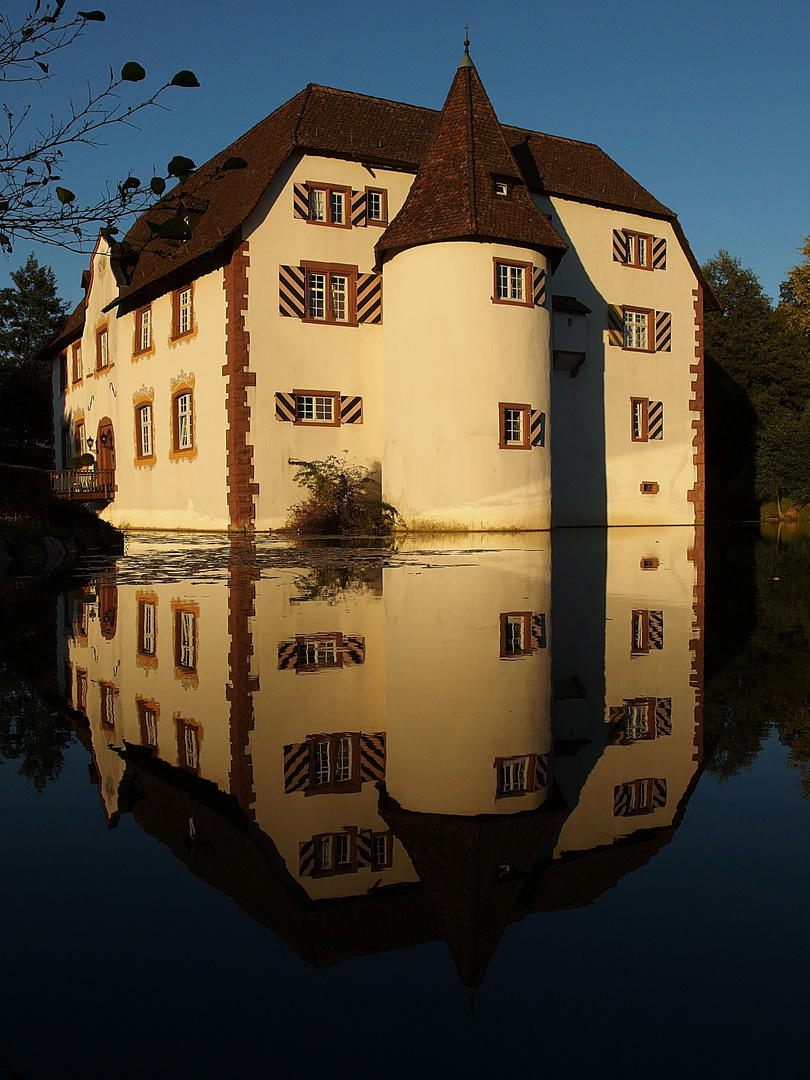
[623,230,653,269]
[624,308,652,350]
[293,390,340,427]
[493,178,512,198]
[306,182,352,229]
[493,259,532,307]
[499,402,531,449]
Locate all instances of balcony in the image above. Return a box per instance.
[50,469,115,502]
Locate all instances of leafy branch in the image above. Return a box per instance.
[0,1,200,252]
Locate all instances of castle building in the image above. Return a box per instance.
[49,49,716,530]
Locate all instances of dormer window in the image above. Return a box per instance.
[493,177,513,199]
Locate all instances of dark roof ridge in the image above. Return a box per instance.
[464,67,477,234]
[302,81,441,115]
[291,83,315,144]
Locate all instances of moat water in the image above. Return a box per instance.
[2,525,810,1079]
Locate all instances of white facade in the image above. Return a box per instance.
[50,65,709,532]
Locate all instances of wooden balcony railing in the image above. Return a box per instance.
[50,469,116,501]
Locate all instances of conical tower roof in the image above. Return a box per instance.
[376,53,567,265]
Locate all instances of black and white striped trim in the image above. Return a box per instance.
[654,310,672,352]
[279,265,305,317]
[357,273,382,324]
[533,266,546,307]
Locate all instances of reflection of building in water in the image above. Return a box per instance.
[57,529,704,983]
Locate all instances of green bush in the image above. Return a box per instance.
[286,455,400,535]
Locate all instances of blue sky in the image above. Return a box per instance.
[3,0,808,306]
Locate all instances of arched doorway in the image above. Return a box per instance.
[96,416,116,497]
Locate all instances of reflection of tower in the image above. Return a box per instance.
[53,529,707,988]
[384,546,554,817]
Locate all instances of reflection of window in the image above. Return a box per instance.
[501,756,527,793]
[307,733,361,795]
[310,829,357,875]
[176,719,201,773]
[623,700,654,742]
[297,633,343,671]
[100,682,116,730]
[372,832,392,868]
[76,669,88,714]
[608,696,671,742]
[175,609,196,671]
[500,611,532,658]
[137,699,159,752]
[631,609,664,654]
[99,583,117,640]
[613,777,667,817]
[138,599,157,656]
[494,753,546,799]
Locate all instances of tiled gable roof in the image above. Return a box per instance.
[375,59,567,264]
[84,73,712,314]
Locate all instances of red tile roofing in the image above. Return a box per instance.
[83,66,713,314]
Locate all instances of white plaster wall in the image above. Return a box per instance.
[244,154,415,530]
[56,236,230,530]
[383,241,552,530]
[105,269,229,530]
[546,198,700,526]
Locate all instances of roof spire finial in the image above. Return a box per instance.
[459,24,473,67]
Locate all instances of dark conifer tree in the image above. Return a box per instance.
[0,253,68,464]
